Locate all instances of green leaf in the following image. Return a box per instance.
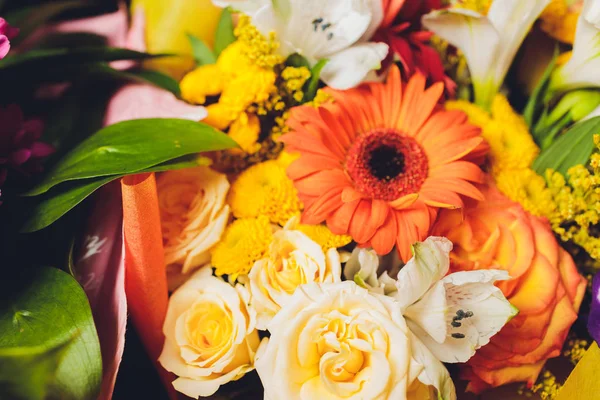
[86,64,181,96]
[0,47,167,71]
[26,119,236,197]
[533,116,600,176]
[523,46,558,130]
[4,0,92,45]
[32,32,108,50]
[22,156,211,233]
[304,59,328,102]
[213,8,236,57]
[0,267,102,400]
[187,33,217,66]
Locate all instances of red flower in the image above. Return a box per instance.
[374,0,455,96]
[0,104,54,203]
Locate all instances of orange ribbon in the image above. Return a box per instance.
[121,173,177,400]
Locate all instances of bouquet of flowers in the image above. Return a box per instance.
[2,0,600,399]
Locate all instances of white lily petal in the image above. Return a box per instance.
[409,270,516,363]
[393,237,452,309]
[551,0,600,91]
[404,281,448,343]
[409,331,457,400]
[361,0,385,41]
[344,247,380,286]
[423,0,550,108]
[320,42,388,90]
[422,8,499,107]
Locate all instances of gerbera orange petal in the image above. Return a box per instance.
[428,137,485,165]
[302,187,344,224]
[326,199,360,235]
[349,200,377,243]
[287,155,341,180]
[389,193,419,209]
[430,160,486,183]
[294,170,350,197]
[369,212,398,255]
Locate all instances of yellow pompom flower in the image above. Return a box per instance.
[447,94,539,174]
[228,112,262,155]
[180,63,224,105]
[454,0,492,14]
[211,216,273,280]
[495,168,556,218]
[296,223,352,251]
[228,160,302,225]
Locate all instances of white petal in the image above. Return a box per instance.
[343,247,379,285]
[319,42,388,90]
[404,282,448,343]
[422,9,499,85]
[411,270,516,363]
[409,332,457,400]
[551,0,600,90]
[393,237,452,309]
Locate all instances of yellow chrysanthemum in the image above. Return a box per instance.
[228,112,262,154]
[447,95,539,173]
[540,0,581,44]
[211,216,273,280]
[234,15,283,69]
[495,168,556,217]
[180,63,224,104]
[228,160,302,225]
[296,223,352,251]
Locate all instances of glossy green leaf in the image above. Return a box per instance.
[523,46,558,130]
[86,65,181,96]
[187,33,217,66]
[32,32,108,49]
[214,8,236,56]
[4,0,92,45]
[0,267,102,400]
[22,156,210,233]
[0,47,166,71]
[533,117,600,176]
[304,59,328,102]
[26,119,236,197]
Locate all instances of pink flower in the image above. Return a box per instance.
[0,105,54,202]
[0,17,18,59]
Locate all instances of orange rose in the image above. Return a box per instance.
[432,183,586,393]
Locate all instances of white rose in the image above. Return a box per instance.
[158,267,260,398]
[255,281,456,400]
[249,219,342,330]
[157,166,230,289]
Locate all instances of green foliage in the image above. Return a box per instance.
[523,47,558,130]
[0,268,102,400]
[22,156,209,232]
[533,117,600,176]
[213,8,236,57]
[304,59,328,102]
[187,33,217,66]
[26,118,236,196]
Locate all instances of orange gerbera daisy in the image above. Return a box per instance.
[280,66,488,261]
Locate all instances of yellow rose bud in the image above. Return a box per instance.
[159,267,260,398]
[131,0,223,79]
[157,167,230,289]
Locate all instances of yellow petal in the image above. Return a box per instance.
[180,64,225,104]
[228,113,261,154]
[131,0,223,79]
[555,342,600,400]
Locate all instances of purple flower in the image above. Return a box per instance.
[589,273,600,343]
[0,105,54,203]
[0,18,19,59]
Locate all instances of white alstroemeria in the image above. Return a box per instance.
[388,237,518,363]
[550,0,600,92]
[212,0,267,13]
[214,0,388,90]
[422,0,550,109]
[343,247,396,295]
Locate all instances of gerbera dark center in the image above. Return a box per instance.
[345,129,428,201]
[368,145,405,181]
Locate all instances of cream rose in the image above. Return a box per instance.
[158,267,260,398]
[248,218,342,329]
[157,166,230,288]
[255,281,456,400]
